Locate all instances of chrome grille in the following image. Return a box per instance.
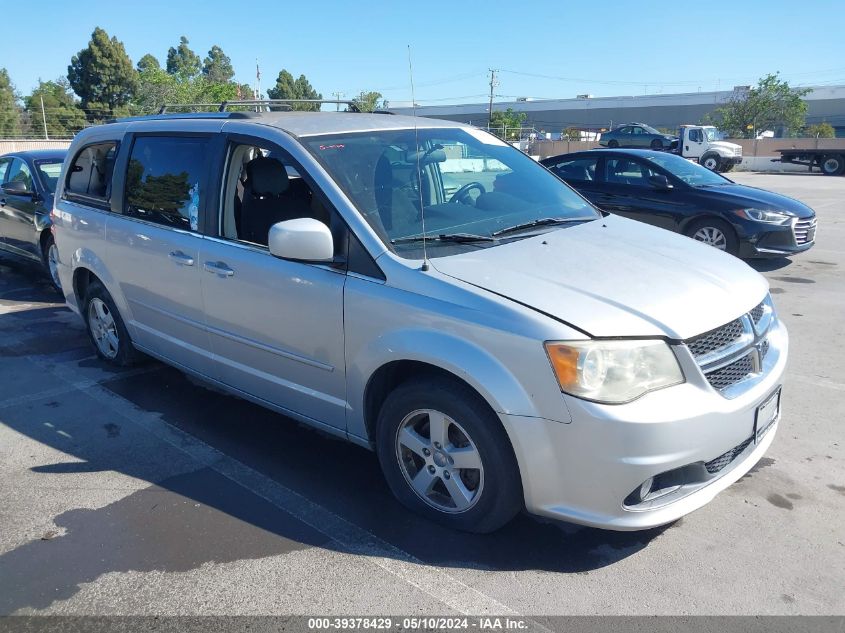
[749,301,765,326]
[733,147,742,156]
[687,319,744,358]
[794,217,817,245]
[706,353,754,391]
[705,436,753,474]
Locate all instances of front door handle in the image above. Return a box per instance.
[168,251,195,266]
[204,261,234,277]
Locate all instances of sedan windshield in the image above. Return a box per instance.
[646,153,730,187]
[302,127,599,258]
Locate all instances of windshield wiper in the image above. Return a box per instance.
[491,217,587,237]
[391,232,496,244]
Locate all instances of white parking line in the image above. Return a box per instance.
[25,353,536,620]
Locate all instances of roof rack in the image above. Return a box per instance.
[158,99,361,114]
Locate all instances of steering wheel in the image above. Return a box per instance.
[449,181,486,205]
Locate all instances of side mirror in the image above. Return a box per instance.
[2,180,31,195]
[268,218,334,262]
[649,175,673,190]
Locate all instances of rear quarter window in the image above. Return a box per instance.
[64,142,119,208]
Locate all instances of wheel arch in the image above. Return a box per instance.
[352,329,561,446]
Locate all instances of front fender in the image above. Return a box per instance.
[346,327,571,443]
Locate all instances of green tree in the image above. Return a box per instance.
[166,36,201,79]
[561,127,581,140]
[68,27,138,121]
[137,54,160,74]
[202,45,234,84]
[713,73,811,138]
[266,70,322,111]
[489,108,527,140]
[134,67,241,112]
[24,78,86,138]
[350,90,384,112]
[0,68,22,137]
[805,122,835,138]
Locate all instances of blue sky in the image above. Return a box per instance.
[6,0,845,104]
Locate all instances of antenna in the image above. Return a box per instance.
[408,45,429,271]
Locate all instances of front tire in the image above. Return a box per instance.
[701,154,721,171]
[650,139,663,150]
[40,234,62,293]
[376,378,522,533]
[607,139,619,148]
[685,218,739,256]
[83,281,140,366]
[820,154,845,176]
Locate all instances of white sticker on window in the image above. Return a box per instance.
[464,127,509,147]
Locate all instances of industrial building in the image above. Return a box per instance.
[390,84,845,137]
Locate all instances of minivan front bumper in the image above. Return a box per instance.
[504,319,788,530]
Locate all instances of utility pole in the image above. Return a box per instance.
[332,91,345,111]
[487,69,498,129]
[254,59,261,100]
[40,96,48,140]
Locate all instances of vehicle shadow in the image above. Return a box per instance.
[748,257,793,273]
[0,259,671,613]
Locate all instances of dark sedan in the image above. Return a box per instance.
[598,123,677,150]
[0,149,67,289]
[541,149,816,258]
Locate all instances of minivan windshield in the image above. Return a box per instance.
[302,127,599,258]
[647,153,731,187]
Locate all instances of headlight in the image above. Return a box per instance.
[544,340,684,404]
[737,208,793,224]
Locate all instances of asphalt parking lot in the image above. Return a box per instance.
[0,172,843,617]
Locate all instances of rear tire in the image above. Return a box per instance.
[820,154,845,176]
[376,377,522,533]
[685,218,739,256]
[83,281,141,366]
[701,154,721,171]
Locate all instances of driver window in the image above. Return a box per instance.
[220,142,334,248]
[632,127,644,135]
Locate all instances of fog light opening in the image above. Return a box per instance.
[639,477,654,501]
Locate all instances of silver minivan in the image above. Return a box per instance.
[52,110,787,532]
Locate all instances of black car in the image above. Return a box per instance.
[541,149,816,258]
[0,149,67,288]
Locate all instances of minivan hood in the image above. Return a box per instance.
[432,215,768,340]
[697,183,815,218]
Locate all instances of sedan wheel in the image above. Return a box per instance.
[87,298,120,360]
[395,408,484,513]
[692,226,728,250]
[47,243,61,290]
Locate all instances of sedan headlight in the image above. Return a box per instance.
[737,208,793,224]
[544,340,684,404]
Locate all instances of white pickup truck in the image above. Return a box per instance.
[673,125,743,172]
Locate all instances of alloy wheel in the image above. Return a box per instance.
[395,408,484,513]
[692,226,728,250]
[88,298,119,359]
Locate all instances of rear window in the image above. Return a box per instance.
[35,160,63,193]
[65,142,118,206]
